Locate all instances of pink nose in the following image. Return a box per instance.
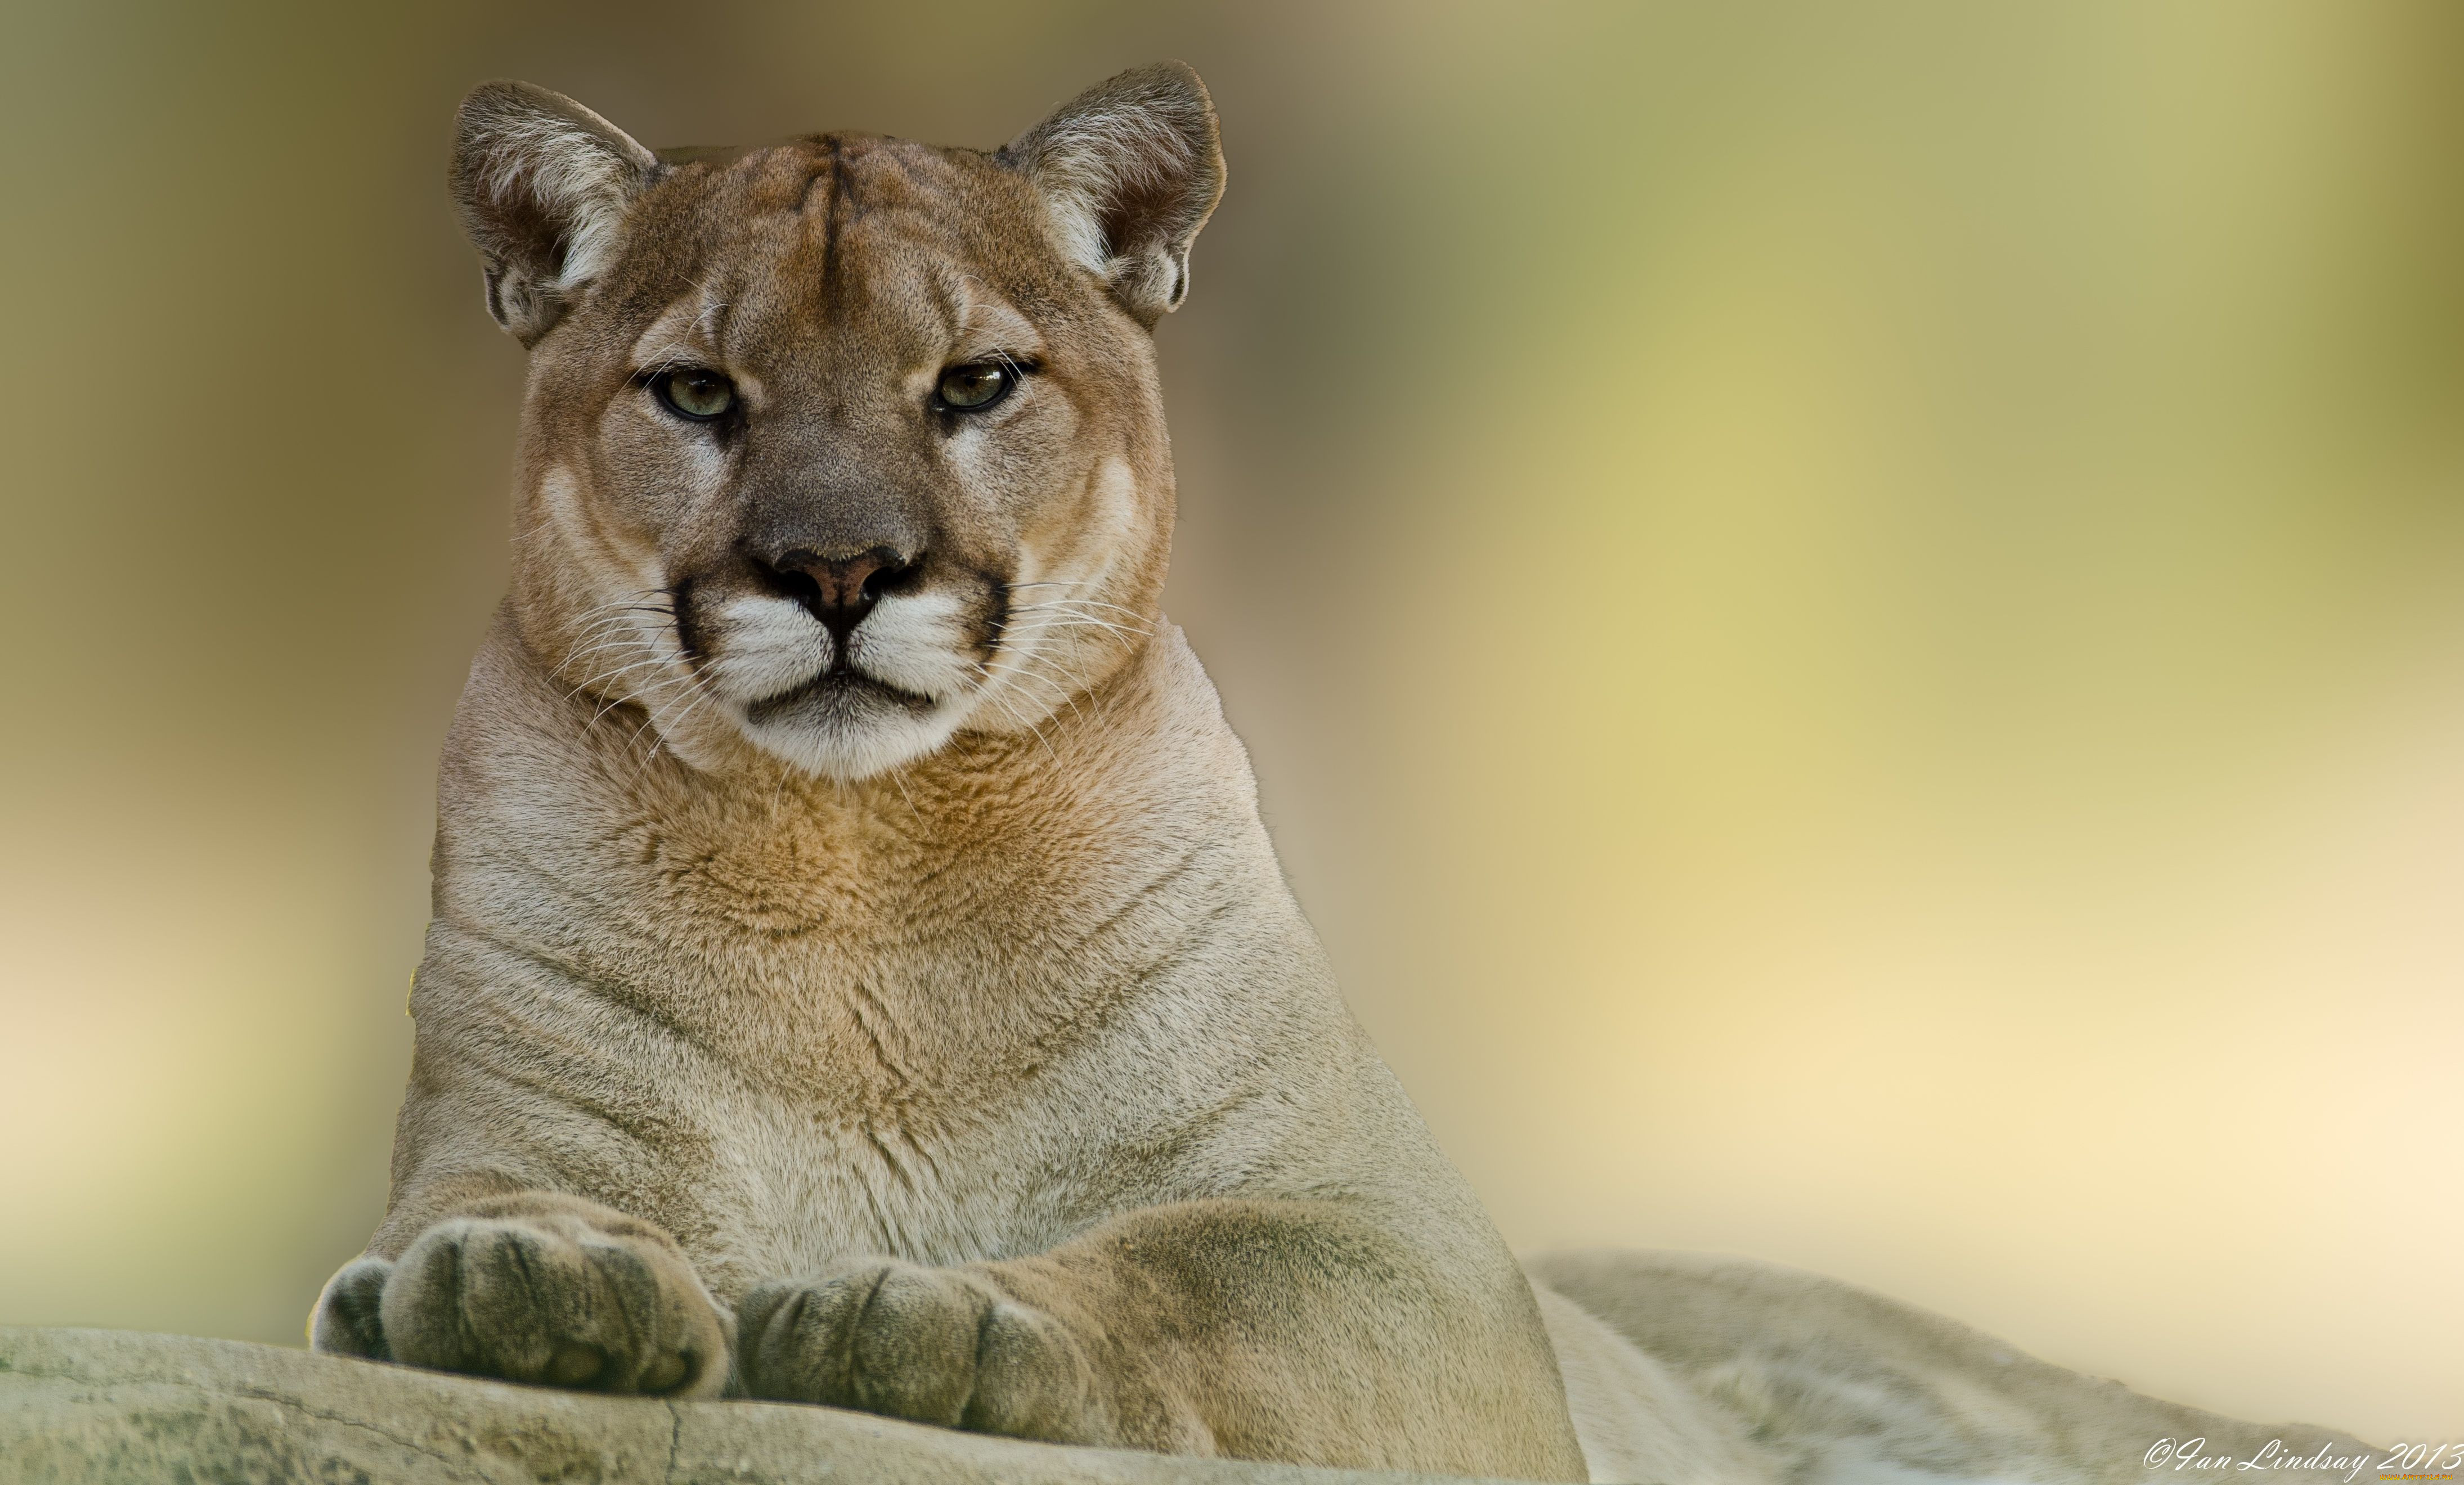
[770,546,922,638]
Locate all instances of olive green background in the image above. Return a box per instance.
[2,0,2457,1441]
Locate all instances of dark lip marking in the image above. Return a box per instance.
[746,665,937,723]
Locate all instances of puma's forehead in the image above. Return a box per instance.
[595,134,1087,358]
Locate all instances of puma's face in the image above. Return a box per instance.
[524,137,1166,784]
[452,69,1221,780]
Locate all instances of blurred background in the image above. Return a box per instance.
[2,0,2458,1442]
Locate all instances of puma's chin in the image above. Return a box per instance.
[735,669,968,781]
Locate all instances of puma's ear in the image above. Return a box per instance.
[450,81,660,346]
[1000,62,1224,327]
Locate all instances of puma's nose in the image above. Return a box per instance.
[768,546,924,639]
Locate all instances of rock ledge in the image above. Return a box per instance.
[0,1326,1482,1484]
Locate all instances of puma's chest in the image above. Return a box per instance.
[668,1043,1150,1303]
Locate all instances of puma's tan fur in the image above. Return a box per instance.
[315,64,2379,1484]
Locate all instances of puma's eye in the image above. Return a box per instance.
[935,362,1013,412]
[651,368,736,422]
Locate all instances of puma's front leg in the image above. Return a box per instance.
[736,1198,1588,1480]
[313,1190,731,1398]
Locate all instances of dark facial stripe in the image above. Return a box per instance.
[670,576,705,665]
[980,577,1011,665]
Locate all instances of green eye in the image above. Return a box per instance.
[652,368,735,421]
[936,362,1013,412]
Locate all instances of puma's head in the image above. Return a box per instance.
[450,65,1223,780]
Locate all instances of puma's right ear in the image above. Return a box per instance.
[1000,62,1225,327]
[450,81,659,346]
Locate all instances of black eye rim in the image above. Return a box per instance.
[644,366,738,423]
[932,358,1035,415]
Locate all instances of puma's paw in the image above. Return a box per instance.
[313,1213,730,1397]
[737,1261,1108,1443]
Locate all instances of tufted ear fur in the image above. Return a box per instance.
[1000,62,1225,327]
[450,82,661,346]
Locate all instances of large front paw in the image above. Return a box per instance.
[318,1212,729,1397]
[737,1261,1107,1443]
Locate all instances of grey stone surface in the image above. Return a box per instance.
[0,1327,1484,1485]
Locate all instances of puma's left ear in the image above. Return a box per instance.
[450,81,661,346]
[1001,62,1224,327]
